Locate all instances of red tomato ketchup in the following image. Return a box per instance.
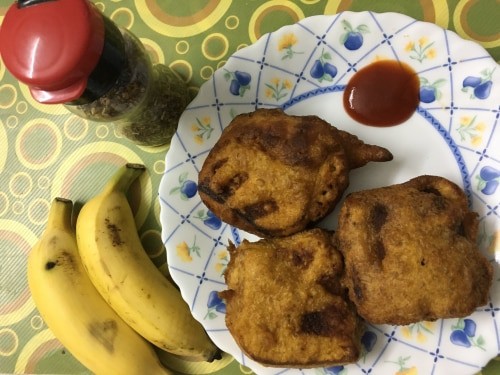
[343,60,420,127]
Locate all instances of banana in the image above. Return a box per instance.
[27,197,171,375]
[76,163,220,361]
[155,348,234,374]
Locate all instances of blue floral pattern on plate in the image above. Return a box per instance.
[159,11,499,375]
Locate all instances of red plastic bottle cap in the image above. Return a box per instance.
[0,0,105,103]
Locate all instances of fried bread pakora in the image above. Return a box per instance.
[337,175,493,325]
[198,108,392,237]
[219,228,364,368]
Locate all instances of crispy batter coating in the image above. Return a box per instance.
[198,108,392,237]
[337,175,493,325]
[219,228,363,368]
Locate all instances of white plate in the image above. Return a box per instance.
[159,11,500,375]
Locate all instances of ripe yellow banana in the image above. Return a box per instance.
[27,197,171,375]
[76,163,220,361]
[155,348,234,374]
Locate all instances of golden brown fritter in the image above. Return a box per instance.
[337,175,493,325]
[198,108,392,237]
[219,228,364,368]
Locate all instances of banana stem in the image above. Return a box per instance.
[47,198,73,232]
[102,163,146,195]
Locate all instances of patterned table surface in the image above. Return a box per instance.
[0,1,498,374]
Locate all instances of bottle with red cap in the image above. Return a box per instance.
[0,0,191,146]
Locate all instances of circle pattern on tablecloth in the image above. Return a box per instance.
[135,0,233,37]
[169,59,193,82]
[0,221,37,326]
[27,198,50,226]
[30,315,44,330]
[249,1,305,43]
[141,37,165,63]
[202,32,229,61]
[176,40,190,54]
[0,328,19,357]
[453,0,500,48]
[110,6,135,29]
[0,84,17,108]
[0,120,8,172]
[9,172,33,198]
[6,115,18,129]
[11,201,25,215]
[63,116,89,141]
[225,15,239,30]
[15,119,62,170]
[16,101,28,114]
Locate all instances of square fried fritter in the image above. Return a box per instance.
[219,228,364,368]
[198,108,392,237]
[337,175,493,325]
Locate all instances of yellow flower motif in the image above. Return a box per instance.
[406,37,435,62]
[416,331,427,343]
[215,250,229,274]
[278,33,297,51]
[271,77,281,86]
[265,78,290,101]
[460,116,472,125]
[400,321,434,343]
[476,122,487,132]
[488,230,500,254]
[418,36,428,47]
[471,135,482,146]
[194,134,204,144]
[401,326,411,339]
[396,367,418,375]
[176,241,192,262]
[457,115,486,146]
[373,54,389,62]
[191,116,213,144]
[422,321,436,331]
[389,355,418,375]
[405,41,415,52]
[425,48,436,59]
[215,263,225,274]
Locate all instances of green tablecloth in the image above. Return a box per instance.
[0,1,498,374]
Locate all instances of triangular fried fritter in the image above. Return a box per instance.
[198,108,392,237]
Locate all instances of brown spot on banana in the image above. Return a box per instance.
[44,251,78,273]
[44,238,62,269]
[105,218,124,246]
[88,319,118,354]
[60,251,77,270]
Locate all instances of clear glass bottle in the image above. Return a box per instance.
[0,0,191,147]
[66,27,192,146]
